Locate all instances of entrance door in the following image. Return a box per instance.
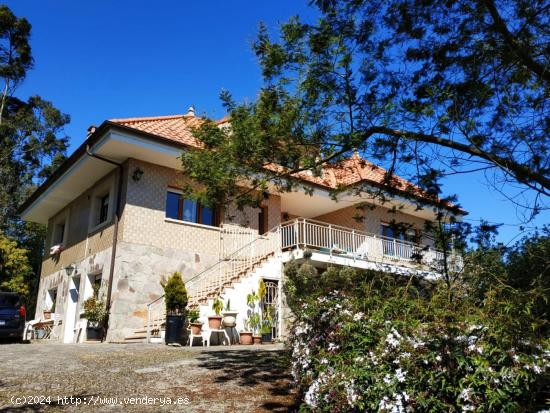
[262,280,279,339]
[258,206,268,235]
[63,275,80,343]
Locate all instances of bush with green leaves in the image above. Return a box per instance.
[285,260,550,412]
[82,296,107,328]
[161,272,188,316]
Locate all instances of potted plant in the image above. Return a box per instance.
[239,319,253,345]
[221,299,238,328]
[161,272,188,345]
[249,312,262,344]
[188,309,202,335]
[261,305,274,343]
[245,289,262,343]
[82,295,107,341]
[208,296,223,329]
[260,323,273,343]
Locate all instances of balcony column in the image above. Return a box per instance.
[328,224,333,257]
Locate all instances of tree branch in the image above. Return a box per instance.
[483,0,550,83]
[369,126,550,194]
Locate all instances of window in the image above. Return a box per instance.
[381,224,397,239]
[381,223,418,243]
[51,214,68,248]
[88,178,115,232]
[90,191,111,229]
[98,194,109,224]
[46,288,57,311]
[52,223,65,245]
[165,190,218,226]
[92,273,102,297]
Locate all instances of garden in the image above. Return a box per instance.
[284,229,550,412]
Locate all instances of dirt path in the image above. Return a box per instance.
[0,343,296,412]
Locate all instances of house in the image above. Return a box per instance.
[19,107,465,343]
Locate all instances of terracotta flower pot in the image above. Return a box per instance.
[239,331,253,345]
[190,322,203,335]
[221,311,238,327]
[253,335,262,345]
[208,315,223,330]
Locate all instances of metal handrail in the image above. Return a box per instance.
[145,217,462,341]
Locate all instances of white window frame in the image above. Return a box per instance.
[50,212,69,250]
[88,177,115,233]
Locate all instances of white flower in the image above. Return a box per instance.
[386,332,401,348]
[328,342,339,351]
[467,344,483,354]
[395,368,407,383]
[345,379,360,407]
[304,379,321,407]
[353,312,364,321]
[436,355,442,362]
[459,388,472,402]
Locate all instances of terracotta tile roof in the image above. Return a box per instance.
[109,114,460,211]
[266,153,434,200]
[110,114,205,148]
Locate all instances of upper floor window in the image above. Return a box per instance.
[51,213,68,248]
[98,193,110,224]
[91,191,111,227]
[52,222,65,245]
[88,178,115,232]
[165,189,217,227]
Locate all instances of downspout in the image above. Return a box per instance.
[86,145,124,340]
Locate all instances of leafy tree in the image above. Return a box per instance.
[184,0,549,218]
[0,6,69,313]
[0,5,32,125]
[0,231,32,301]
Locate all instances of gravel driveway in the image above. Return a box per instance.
[0,342,295,412]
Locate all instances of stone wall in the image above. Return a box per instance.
[106,241,219,342]
[34,247,112,341]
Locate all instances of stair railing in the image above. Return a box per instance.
[145,225,281,342]
[146,295,166,343]
[186,226,281,306]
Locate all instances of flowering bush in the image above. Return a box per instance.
[285,262,550,412]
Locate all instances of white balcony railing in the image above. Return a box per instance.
[280,218,462,271]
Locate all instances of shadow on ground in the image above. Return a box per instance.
[197,349,297,412]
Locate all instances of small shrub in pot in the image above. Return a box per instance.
[161,272,188,345]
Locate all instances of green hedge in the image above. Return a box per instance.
[285,262,550,412]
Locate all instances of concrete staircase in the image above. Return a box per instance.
[122,227,281,343]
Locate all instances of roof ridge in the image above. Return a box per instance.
[109,114,188,123]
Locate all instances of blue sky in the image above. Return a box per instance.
[5,1,548,244]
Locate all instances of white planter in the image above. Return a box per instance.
[221,311,238,327]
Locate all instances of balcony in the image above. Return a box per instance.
[279,218,462,274]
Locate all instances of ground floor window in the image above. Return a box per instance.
[45,287,57,313]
